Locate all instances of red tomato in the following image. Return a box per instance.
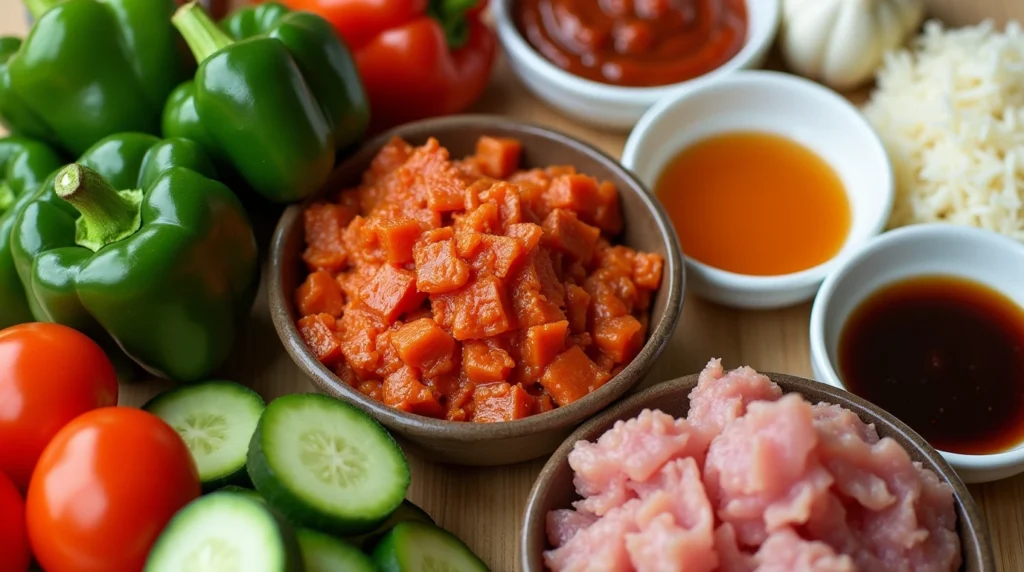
[0,323,118,491]
[26,407,200,572]
[0,471,30,572]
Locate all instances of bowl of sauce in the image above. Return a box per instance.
[811,223,1024,483]
[492,0,780,131]
[623,70,894,309]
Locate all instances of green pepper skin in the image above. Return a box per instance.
[10,133,259,382]
[0,0,193,156]
[164,2,369,204]
[0,136,64,329]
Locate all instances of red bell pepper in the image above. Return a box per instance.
[280,0,497,131]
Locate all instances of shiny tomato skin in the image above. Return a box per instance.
[26,407,201,572]
[0,471,30,572]
[0,323,118,491]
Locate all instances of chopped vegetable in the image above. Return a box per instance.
[297,528,376,572]
[277,0,496,131]
[145,492,303,572]
[0,0,192,156]
[8,134,259,382]
[345,499,436,551]
[247,393,411,535]
[143,381,266,490]
[372,521,489,572]
[293,136,663,421]
[165,1,369,203]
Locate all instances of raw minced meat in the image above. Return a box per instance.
[544,359,962,572]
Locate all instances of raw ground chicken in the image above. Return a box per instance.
[544,360,962,572]
[294,136,663,422]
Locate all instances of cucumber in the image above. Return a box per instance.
[247,393,411,535]
[346,499,435,550]
[373,522,489,572]
[143,380,265,489]
[144,492,303,572]
[297,528,376,572]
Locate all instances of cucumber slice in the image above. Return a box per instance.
[247,393,410,535]
[143,380,265,489]
[346,499,435,550]
[297,528,376,572]
[145,492,302,572]
[373,522,489,572]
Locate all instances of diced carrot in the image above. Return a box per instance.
[375,217,423,265]
[360,264,426,322]
[295,270,345,317]
[462,340,515,383]
[297,313,343,366]
[632,252,663,290]
[533,392,556,415]
[383,365,443,418]
[506,222,543,252]
[545,174,600,213]
[401,138,467,213]
[540,346,611,407]
[391,318,456,377]
[450,276,514,340]
[413,237,470,294]
[356,380,383,401]
[365,137,413,185]
[592,180,623,234]
[336,304,385,376]
[373,328,404,379]
[454,202,499,234]
[510,250,566,327]
[421,227,454,243]
[584,274,629,320]
[342,215,385,267]
[522,320,568,369]
[446,377,476,422]
[593,315,644,363]
[479,182,522,228]
[475,136,522,179]
[564,284,591,333]
[471,382,535,422]
[461,234,524,279]
[542,208,601,263]
[302,203,354,272]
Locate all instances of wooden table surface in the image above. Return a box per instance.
[3,0,1024,570]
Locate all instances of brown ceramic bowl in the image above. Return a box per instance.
[269,115,685,466]
[522,373,995,571]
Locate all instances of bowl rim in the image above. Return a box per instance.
[520,371,994,571]
[268,113,686,442]
[491,0,781,103]
[621,69,895,293]
[810,222,1024,470]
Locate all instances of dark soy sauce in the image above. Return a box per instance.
[839,275,1024,455]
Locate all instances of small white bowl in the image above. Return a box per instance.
[492,0,779,132]
[621,70,894,309]
[810,224,1024,484]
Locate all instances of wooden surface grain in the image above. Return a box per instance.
[2,0,1023,570]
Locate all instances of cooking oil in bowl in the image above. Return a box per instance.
[654,131,851,276]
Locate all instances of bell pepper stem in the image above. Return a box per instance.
[173,1,234,63]
[55,164,143,252]
[24,0,62,20]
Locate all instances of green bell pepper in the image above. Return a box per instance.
[0,0,193,156]
[9,133,259,382]
[0,136,64,329]
[164,1,369,204]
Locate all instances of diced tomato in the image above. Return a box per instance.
[632,252,664,290]
[540,346,611,407]
[462,340,515,383]
[471,382,535,422]
[474,137,522,179]
[413,237,470,294]
[506,222,543,252]
[375,217,423,265]
[522,320,568,370]
[510,250,566,327]
[593,315,644,363]
[564,284,591,333]
[360,264,426,321]
[391,318,456,377]
[450,276,514,340]
[382,365,443,417]
[302,203,354,271]
[542,208,601,263]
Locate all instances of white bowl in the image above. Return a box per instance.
[492,0,780,132]
[810,224,1024,484]
[621,70,894,309]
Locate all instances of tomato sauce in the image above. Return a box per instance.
[294,136,663,423]
[515,0,748,87]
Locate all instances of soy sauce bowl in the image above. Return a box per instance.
[810,224,1024,483]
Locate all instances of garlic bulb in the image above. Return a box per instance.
[780,0,925,91]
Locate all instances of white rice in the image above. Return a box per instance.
[864,19,1024,241]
